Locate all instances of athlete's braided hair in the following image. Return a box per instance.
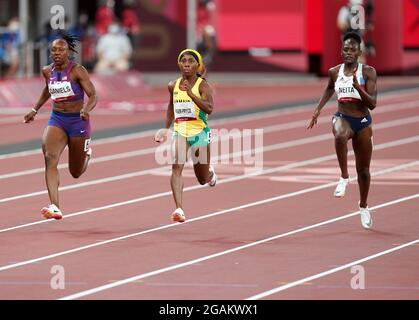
[54,30,80,53]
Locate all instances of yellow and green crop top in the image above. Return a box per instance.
[173,77,209,137]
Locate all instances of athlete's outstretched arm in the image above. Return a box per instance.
[353,66,377,110]
[155,81,175,142]
[307,68,336,129]
[75,65,98,121]
[24,67,51,123]
[164,81,175,128]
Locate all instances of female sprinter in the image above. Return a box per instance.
[154,49,217,223]
[23,32,97,220]
[307,32,377,229]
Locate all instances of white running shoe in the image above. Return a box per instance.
[334,177,349,198]
[87,147,92,158]
[208,165,217,187]
[171,208,186,223]
[359,203,372,229]
[41,204,63,220]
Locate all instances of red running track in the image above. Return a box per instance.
[0,84,418,300]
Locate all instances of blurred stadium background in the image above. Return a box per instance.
[0,0,418,146]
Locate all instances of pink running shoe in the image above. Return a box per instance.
[41,204,63,220]
[171,208,186,223]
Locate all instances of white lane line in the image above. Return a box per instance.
[0,159,417,277]
[58,192,419,300]
[246,238,419,300]
[0,97,417,161]
[0,114,50,124]
[1,102,316,160]
[1,128,419,232]
[0,111,350,179]
[0,134,335,202]
[2,111,419,202]
[0,136,418,234]
[0,109,139,124]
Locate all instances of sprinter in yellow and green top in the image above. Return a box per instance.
[154,49,217,223]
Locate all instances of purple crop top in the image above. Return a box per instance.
[48,61,84,103]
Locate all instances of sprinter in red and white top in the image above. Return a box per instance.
[307,31,377,229]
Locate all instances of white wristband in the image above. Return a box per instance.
[31,108,38,114]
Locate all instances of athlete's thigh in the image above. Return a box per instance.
[352,126,373,168]
[172,135,190,164]
[332,116,353,139]
[42,125,68,157]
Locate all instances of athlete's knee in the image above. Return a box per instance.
[334,132,349,145]
[43,151,60,166]
[172,165,183,176]
[197,175,208,185]
[70,171,82,179]
[69,167,83,179]
[357,167,370,181]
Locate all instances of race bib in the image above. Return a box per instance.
[49,81,75,100]
[174,101,197,120]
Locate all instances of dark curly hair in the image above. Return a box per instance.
[343,31,362,45]
[53,30,80,53]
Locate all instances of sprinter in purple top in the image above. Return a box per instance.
[23,32,98,220]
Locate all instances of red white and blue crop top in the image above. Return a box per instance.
[48,61,84,103]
